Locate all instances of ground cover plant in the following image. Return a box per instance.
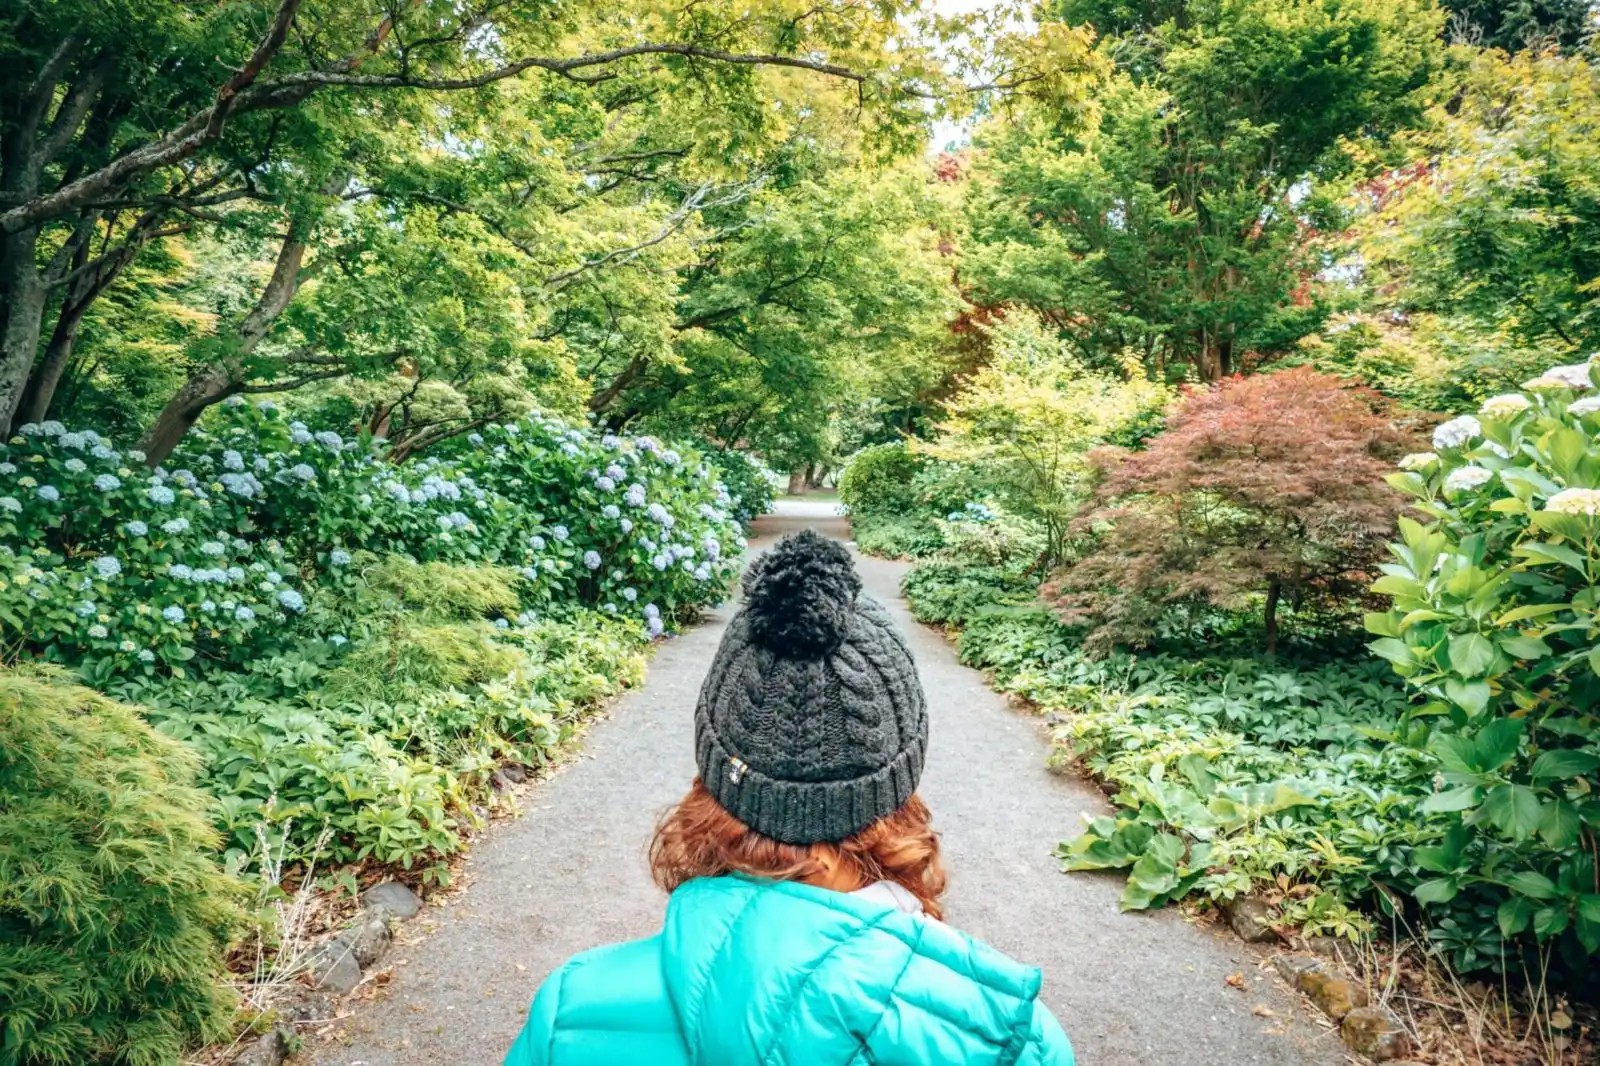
[0,405,746,883]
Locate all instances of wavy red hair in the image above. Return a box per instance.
[649,780,947,920]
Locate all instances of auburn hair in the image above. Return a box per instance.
[648,780,948,920]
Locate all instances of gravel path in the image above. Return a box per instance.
[311,504,1343,1065]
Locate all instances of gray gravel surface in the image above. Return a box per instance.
[310,504,1344,1066]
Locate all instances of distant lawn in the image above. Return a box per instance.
[784,487,840,502]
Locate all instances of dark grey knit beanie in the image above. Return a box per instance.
[694,529,928,845]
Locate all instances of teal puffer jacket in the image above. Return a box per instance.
[504,876,1073,1066]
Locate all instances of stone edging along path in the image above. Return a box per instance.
[263,503,1352,1066]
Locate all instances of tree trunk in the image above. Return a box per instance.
[142,363,243,466]
[17,294,87,424]
[0,239,46,432]
[786,470,806,495]
[1263,579,1281,658]
[139,173,341,463]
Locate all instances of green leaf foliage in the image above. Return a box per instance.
[0,667,241,1065]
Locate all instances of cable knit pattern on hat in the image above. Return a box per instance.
[695,530,928,844]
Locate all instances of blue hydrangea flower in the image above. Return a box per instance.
[662,450,681,465]
[0,462,13,475]
[64,458,87,473]
[648,503,670,524]
[147,485,175,505]
[172,469,197,488]
[223,396,245,408]
[137,649,155,662]
[330,634,348,646]
[235,606,255,621]
[652,554,669,571]
[436,514,454,531]
[521,566,539,581]
[602,504,621,520]
[694,565,711,582]
[168,564,194,580]
[59,432,88,450]
[330,549,351,566]
[561,442,579,457]
[266,571,282,584]
[493,618,509,629]
[93,473,121,492]
[606,463,626,481]
[254,456,270,471]
[162,518,189,535]
[448,511,470,529]
[619,518,633,533]
[277,589,306,612]
[648,616,664,638]
[226,566,245,582]
[602,434,622,449]
[87,624,108,639]
[530,535,546,550]
[682,560,695,573]
[703,538,721,561]
[644,603,661,620]
[36,485,59,501]
[0,496,20,513]
[596,476,615,492]
[583,550,602,570]
[256,400,278,413]
[200,541,225,556]
[314,431,343,451]
[76,600,96,616]
[640,537,656,552]
[552,525,569,542]
[468,433,484,445]
[91,555,121,578]
[162,606,185,623]
[504,423,520,435]
[290,428,313,445]
[622,587,638,602]
[626,484,647,508]
[222,450,245,471]
[290,463,316,482]
[202,600,216,613]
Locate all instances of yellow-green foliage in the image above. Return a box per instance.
[921,309,1172,563]
[324,618,525,702]
[0,667,241,1066]
[363,556,523,619]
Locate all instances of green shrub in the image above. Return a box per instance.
[702,448,778,524]
[0,668,241,1066]
[900,560,1037,627]
[1368,353,1600,965]
[838,441,923,515]
[849,511,945,559]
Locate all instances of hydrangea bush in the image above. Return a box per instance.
[0,405,744,668]
[1368,353,1600,962]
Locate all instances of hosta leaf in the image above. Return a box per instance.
[1476,784,1544,841]
[1413,877,1459,905]
[1501,870,1558,900]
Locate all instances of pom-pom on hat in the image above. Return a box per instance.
[695,530,928,844]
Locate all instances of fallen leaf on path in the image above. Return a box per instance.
[1252,1005,1275,1018]
[515,963,527,972]
[1224,972,1246,990]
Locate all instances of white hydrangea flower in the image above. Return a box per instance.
[1478,393,1530,419]
[1443,465,1494,494]
[1433,415,1482,450]
[1398,452,1438,471]
[1545,487,1600,516]
[1567,396,1600,418]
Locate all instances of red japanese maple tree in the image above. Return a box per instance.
[1047,367,1410,654]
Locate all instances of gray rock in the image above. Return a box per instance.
[1298,967,1367,1021]
[1271,953,1322,985]
[1342,1006,1410,1061]
[342,912,394,969]
[232,1026,290,1066]
[490,769,514,792]
[363,880,423,920]
[499,763,528,784]
[276,986,336,1023]
[1222,897,1279,943]
[308,939,361,995]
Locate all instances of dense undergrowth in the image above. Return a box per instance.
[849,352,1600,991]
[0,405,766,1064]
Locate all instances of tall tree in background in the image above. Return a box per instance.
[962,0,1446,382]
[0,0,954,457]
[1438,0,1594,51]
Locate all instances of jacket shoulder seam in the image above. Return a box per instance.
[758,907,901,1066]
